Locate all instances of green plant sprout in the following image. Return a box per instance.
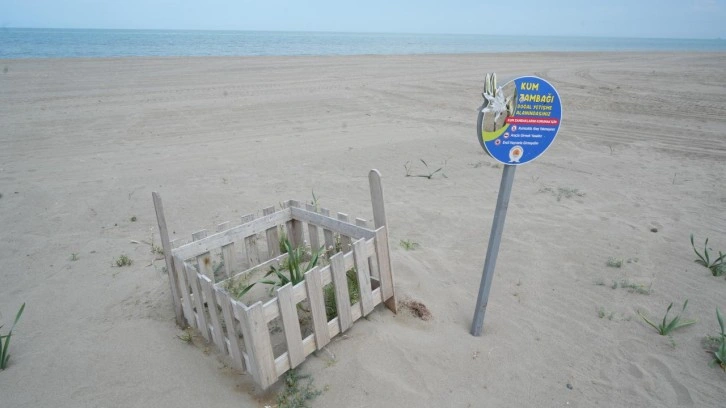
[404,159,447,179]
[310,189,320,212]
[1,303,26,369]
[276,369,323,408]
[710,308,726,371]
[690,234,726,276]
[115,254,132,267]
[399,239,420,250]
[638,300,696,336]
[236,237,323,299]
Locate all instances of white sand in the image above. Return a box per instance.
[1,53,725,407]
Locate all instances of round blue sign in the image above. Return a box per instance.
[477,75,562,165]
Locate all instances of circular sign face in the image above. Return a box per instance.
[477,76,562,165]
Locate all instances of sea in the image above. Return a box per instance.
[1,27,725,59]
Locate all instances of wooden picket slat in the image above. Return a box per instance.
[319,207,336,256]
[215,287,245,371]
[184,262,210,341]
[192,230,214,283]
[200,275,225,352]
[303,266,330,349]
[352,238,374,316]
[173,255,196,329]
[217,222,236,279]
[285,200,304,248]
[236,301,277,388]
[276,283,305,369]
[305,203,321,252]
[240,214,261,267]
[330,253,353,333]
[274,335,317,376]
[337,212,352,253]
[262,206,280,259]
[356,218,379,285]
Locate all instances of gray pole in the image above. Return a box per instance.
[471,164,517,336]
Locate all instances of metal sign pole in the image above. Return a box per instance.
[470,164,516,336]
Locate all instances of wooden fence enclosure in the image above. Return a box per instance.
[153,170,396,389]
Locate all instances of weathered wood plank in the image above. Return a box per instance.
[173,255,196,329]
[184,262,210,341]
[285,200,304,249]
[369,169,387,230]
[319,208,336,257]
[352,238,374,316]
[217,222,236,279]
[303,266,330,349]
[200,275,225,352]
[369,170,397,313]
[236,301,277,389]
[330,253,353,333]
[337,212,352,253]
[276,283,305,369]
[192,230,214,282]
[374,226,397,313]
[172,208,292,260]
[170,238,183,249]
[274,335,317,377]
[152,192,185,327]
[291,206,375,241]
[357,220,379,282]
[215,287,245,371]
[262,206,281,259]
[305,203,322,253]
[240,214,261,268]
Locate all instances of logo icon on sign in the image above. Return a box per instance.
[494,139,501,146]
[509,146,523,163]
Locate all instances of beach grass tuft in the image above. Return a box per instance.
[690,234,726,276]
[276,369,323,408]
[638,300,696,336]
[710,308,726,371]
[1,303,26,370]
[115,254,132,267]
[399,239,420,250]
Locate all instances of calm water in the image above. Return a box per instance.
[1,28,725,58]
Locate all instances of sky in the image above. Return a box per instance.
[2,0,725,39]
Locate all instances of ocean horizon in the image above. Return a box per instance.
[1,27,725,59]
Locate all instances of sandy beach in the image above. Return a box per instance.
[1,52,725,407]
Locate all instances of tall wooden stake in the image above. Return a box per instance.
[471,165,516,336]
[152,192,186,327]
[369,169,397,313]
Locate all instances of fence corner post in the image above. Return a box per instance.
[152,192,186,327]
[369,170,397,313]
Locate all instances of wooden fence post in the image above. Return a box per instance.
[152,192,186,327]
[369,170,397,313]
[235,301,277,389]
